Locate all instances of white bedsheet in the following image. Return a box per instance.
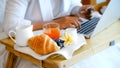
[71,43,120,68]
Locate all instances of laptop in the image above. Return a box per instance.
[77,0,120,38]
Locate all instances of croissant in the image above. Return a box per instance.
[28,34,60,55]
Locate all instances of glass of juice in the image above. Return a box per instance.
[43,22,60,39]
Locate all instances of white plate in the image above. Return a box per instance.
[14,30,86,60]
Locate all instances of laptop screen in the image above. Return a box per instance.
[92,0,120,37]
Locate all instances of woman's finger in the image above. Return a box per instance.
[67,23,75,28]
[73,20,80,28]
[69,18,80,28]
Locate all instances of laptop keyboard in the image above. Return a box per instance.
[77,17,100,35]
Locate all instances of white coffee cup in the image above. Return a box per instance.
[9,25,34,46]
[65,28,78,42]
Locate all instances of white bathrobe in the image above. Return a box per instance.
[0,1,8,68]
[3,0,82,34]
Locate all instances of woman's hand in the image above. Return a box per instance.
[78,5,94,19]
[54,16,82,29]
[32,16,82,31]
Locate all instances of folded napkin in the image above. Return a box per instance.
[14,30,86,60]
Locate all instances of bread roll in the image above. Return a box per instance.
[28,34,60,55]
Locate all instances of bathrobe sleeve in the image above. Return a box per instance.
[70,0,82,16]
[3,0,31,34]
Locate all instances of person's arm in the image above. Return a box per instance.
[50,0,82,29]
[3,0,31,34]
[78,5,94,19]
[32,16,82,30]
[32,15,82,30]
[70,0,93,19]
[54,16,81,29]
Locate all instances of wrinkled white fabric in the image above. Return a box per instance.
[0,0,7,31]
[15,58,42,68]
[70,43,120,68]
[0,43,8,68]
[0,0,7,68]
